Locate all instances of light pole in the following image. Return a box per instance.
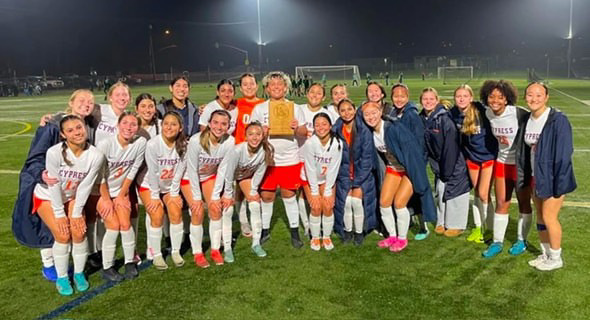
[215,43,250,72]
[148,24,156,82]
[566,0,573,78]
[257,0,263,76]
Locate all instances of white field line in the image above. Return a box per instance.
[0,119,32,141]
[550,87,590,106]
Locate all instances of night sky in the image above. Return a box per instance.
[0,0,588,76]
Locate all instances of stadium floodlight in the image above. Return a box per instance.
[295,65,361,86]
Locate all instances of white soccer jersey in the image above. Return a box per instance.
[486,105,519,164]
[184,132,235,201]
[95,104,120,142]
[325,104,340,123]
[34,143,104,218]
[144,134,186,199]
[250,99,305,166]
[525,107,551,177]
[296,104,330,156]
[213,142,267,200]
[303,135,342,197]
[97,135,147,198]
[198,100,238,135]
[143,119,162,139]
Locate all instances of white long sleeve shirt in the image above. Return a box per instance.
[184,133,235,201]
[34,143,104,218]
[198,100,238,135]
[96,135,147,198]
[95,104,120,142]
[296,103,330,161]
[303,135,342,197]
[213,142,267,200]
[144,134,185,200]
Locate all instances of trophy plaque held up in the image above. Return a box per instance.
[268,100,295,136]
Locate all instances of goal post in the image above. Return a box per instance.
[437,66,473,84]
[294,65,361,86]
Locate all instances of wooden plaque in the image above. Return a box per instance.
[268,100,295,136]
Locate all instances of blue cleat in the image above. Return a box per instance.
[414,228,430,241]
[56,276,73,296]
[42,266,57,282]
[508,240,527,256]
[482,242,503,258]
[73,272,89,292]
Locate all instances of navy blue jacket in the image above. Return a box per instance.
[384,102,426,160]
[332,116,378,235]
[157,99,200,137]
[515,108,576,198]
[420,105,471,200]
[376,118,437,222]
[449,102,497,163]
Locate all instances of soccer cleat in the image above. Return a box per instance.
[378,236,397,248]
[342,231,353,244]
[56,276,73,296]
[290,228,304,249]
[322,237,334,251]
[193,253,210,268]
[211,250,224,265]
[434,225,445,235]
[124,262,139,280]
[87,252,102,269]
[260,229,271,245]
[224,249,235,263]
[241,222,253,238]
[133,251,142,266]
[171,252,185,267]
[508,240,527,256]
[467,227,483,243]
[390,238,408,252]
[152,255,168,270]
[414,228,430,241]
[42,266,58,282]
[482,242,503,258]
[535,256,563,271]
[310,238,321,251]
[73,272,89,292]
[528,254,548,267]
[443,229,464,238]
[251,245,267,258]
[102,267,125,282]
[353,232,364,246]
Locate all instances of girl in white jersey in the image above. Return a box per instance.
[95,112,146,281]
[182,109,234,267]
[140,111,187,270]
[33,115,104,296]
[199,79,237,135]
[215,121,274,257]
[297,83,327,236]
[480,80,532,259]
[325,83,348,121]
[303,113,342,251]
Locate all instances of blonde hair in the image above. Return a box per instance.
[107,81,131,99]
[65,89,94,114]
[419,87,439,104]
[454,84,479,135]
[262,71,292,91]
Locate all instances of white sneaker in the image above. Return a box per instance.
[152,255,168,270]
[240,222,252,238]
[171,252,185,267]
[535,256,563,271]
[528,254,547,267]
[310,238,321,251]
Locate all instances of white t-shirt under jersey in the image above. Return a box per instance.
[95,104,120,143]
[34,144,104,218]
[486,105,518,164]
[199,100,238,135]
[303,135,342,197]
[96,135,147,198]
[213,142,267,200]
[184,132,235,201]
[144,134,185,199]
[250,99,305,167]
[525,107,551,177]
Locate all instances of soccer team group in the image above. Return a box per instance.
[12,71,576,296]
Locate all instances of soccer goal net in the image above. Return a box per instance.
[437,66,473,84]
[294,65,361,86]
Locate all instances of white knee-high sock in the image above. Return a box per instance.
[261,201,273,229]
[120,229,135,264]
[222,206,234,251]
[395,207,410,240]
[517,213,533,241]
[492,213,509,243]
[53,242,70,278]
[162,214,170,238]
[283,196,300,228]
[169,222,184,253]
[237,200,249,225]
[148,226,163,257]
[40,248,54,268]
[322,215,334,237]
[189,224,203,254]
[380,206,397,237]
[249,201,262,246]
[472,197,482,227]
[102,229,119,269]
[86,221,97,254]
[72,238,88,274]
[209,219,222,250]
[343,196,353,232]
[309,215,321,238]
[96,219,105,251]
[297,195,309,230]
[351,197,364,234]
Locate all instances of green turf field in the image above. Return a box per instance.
[1,75,589,319]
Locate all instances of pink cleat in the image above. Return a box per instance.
[378,236,398,248]
[390,238,408,252]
